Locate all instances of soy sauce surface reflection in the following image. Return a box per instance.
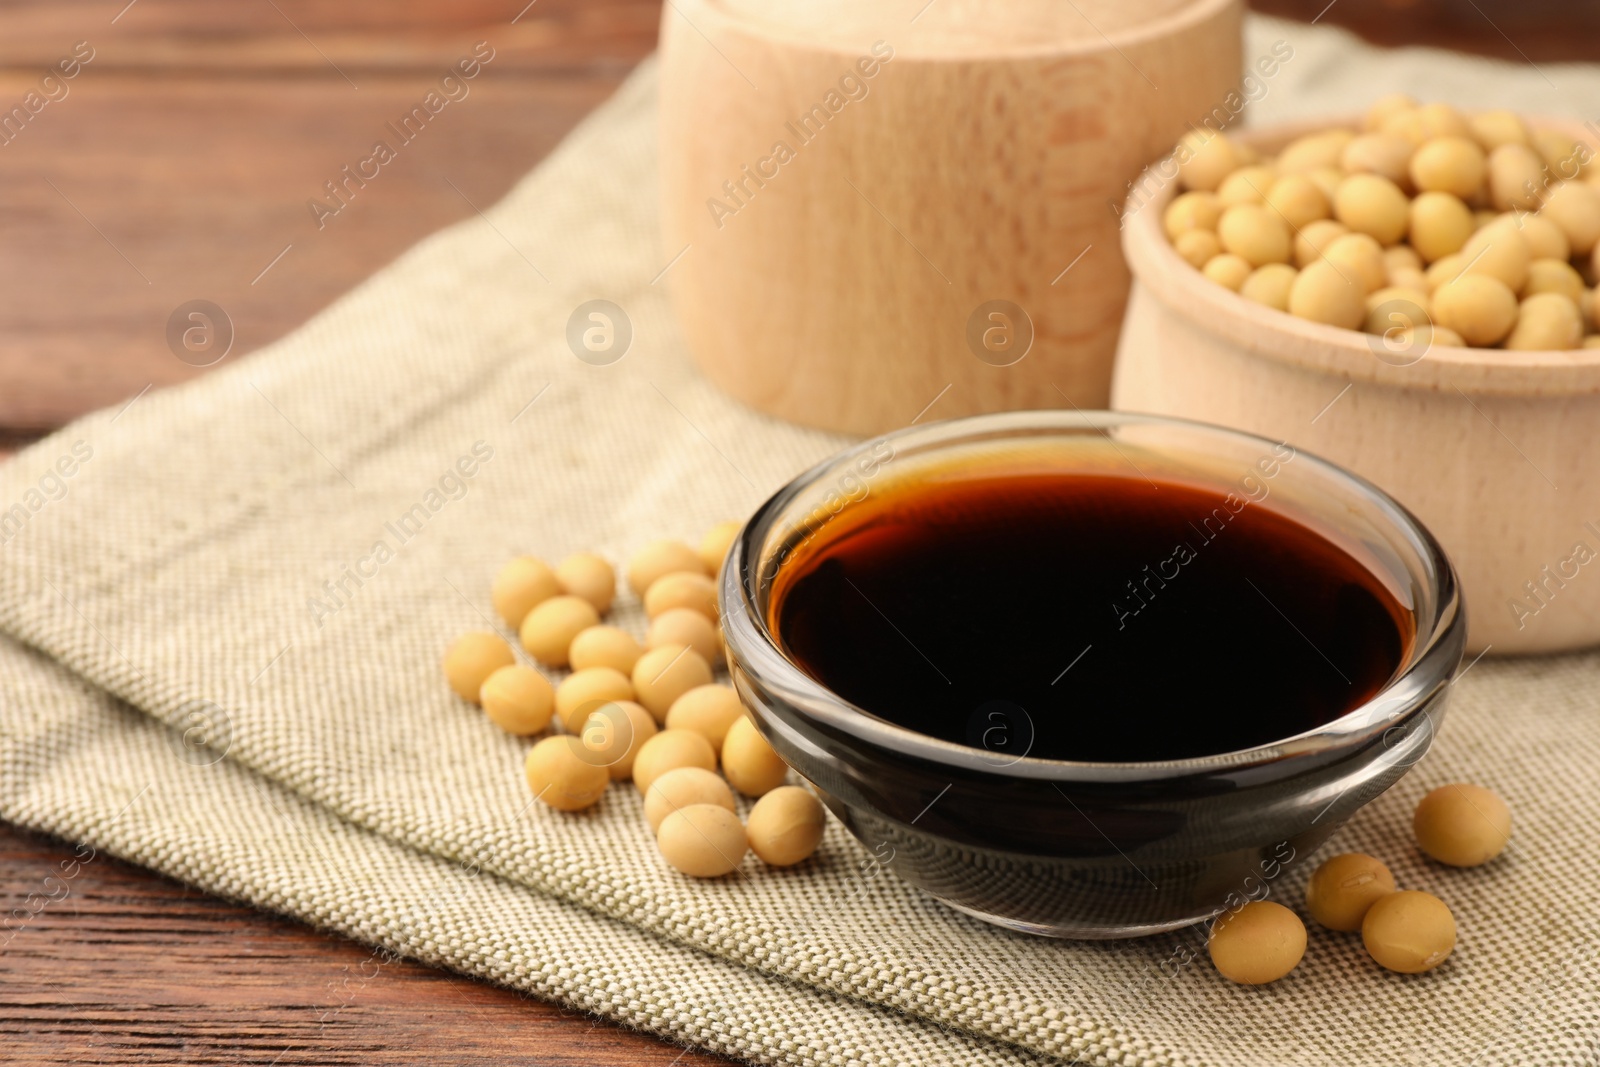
[771,471,1410,763]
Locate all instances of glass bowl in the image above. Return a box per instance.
[720,410,1465,939]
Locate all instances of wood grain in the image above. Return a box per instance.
[659,0,1243,435]
[0,0,663,72]
[0,3,736,1062]
[0,71,622,429]
[0,823,728,1066]
[0,0,658,432]
[1251,0,1600,64]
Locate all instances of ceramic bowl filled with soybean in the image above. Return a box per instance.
[1115,96,1600,654]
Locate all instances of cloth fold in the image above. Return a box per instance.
[2,16,1598,1067]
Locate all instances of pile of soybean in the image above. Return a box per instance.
[1209,782,1513,983]
[1166,96,1600,350]
[442,522,825,879]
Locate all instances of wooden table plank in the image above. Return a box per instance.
[1251,0,1600,64]
[0,823,729,1065]
[0,5,735,1061]
[0,70,626,429]
[0,0,662,72]
[0,0,657,432]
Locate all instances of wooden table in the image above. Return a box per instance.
[0,2,1591,1062]
[0,823,728,1065]
[0,2,730,1061]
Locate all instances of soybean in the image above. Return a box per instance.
[1218,204,1291,267]
[1542,181,1600,255]
[1458,217,1531,291]
[665,683,747,754]
[698,520,743,575]
[1341,133,1414,185]
[746,786,826,867]
[632,728,718,795]
[479,665,555,735]
[1468,109,1530,152]
[657,804,747,878]
[1163,191,1223,240]
[1383,243,1423,277]
[1202,253,1253,291]
[721,716,789,797]
[1409,136,1486,200]
[1278,129,1353,174]
[1510,289,1587,348]
[1416,103,1472,141]
[1217,165,1278,207]
[1323,232,1386,293]
[1207,901,1306,985]
[578,699,657,781]
[644,766,736,832]
[1239,264,1297,311]
[491,557,560,629]
[1487,143,1545,212]
[525,735,609,811]
[568,624,643,675]
[1393,324,1466,349]
[1534,129,1587,177]
[1177,129,1243,192]
[1413,782,1513,867]
[1174,229,1223,270]
[1362,891,1456,973]
[1432,273,1520,345]
[1424,253,1466,292]
[1294,218,1350,268]
[1305,852,1397,932]
[1289,259,1365,329]
[646,608,721,668]
[1408,191,1474,263]
[519,595,601,668]
[555,552,616,614]
[1520,214,1572,261]
[1306,166,1345,204]
[443,631,516,704]
[632,644,714,722]
[1363,286,1432,336]
[1335,173,1411,246]
[555,666,635,734]
[626,540,705,598]
[1381,108,1430,149]
[1265,174,1330,230]
[1363,93,1417,133]
[643,570,718,621]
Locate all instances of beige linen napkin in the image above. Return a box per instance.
[1,15,1597,1066]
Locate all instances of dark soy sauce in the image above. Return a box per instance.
[772,470,1411,763]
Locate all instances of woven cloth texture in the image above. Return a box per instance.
[2,14,1599,1067]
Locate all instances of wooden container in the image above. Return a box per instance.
[1114,118,1600,655]
[659,0,1242,436]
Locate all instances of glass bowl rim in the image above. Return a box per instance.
[720,409,1465,783]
